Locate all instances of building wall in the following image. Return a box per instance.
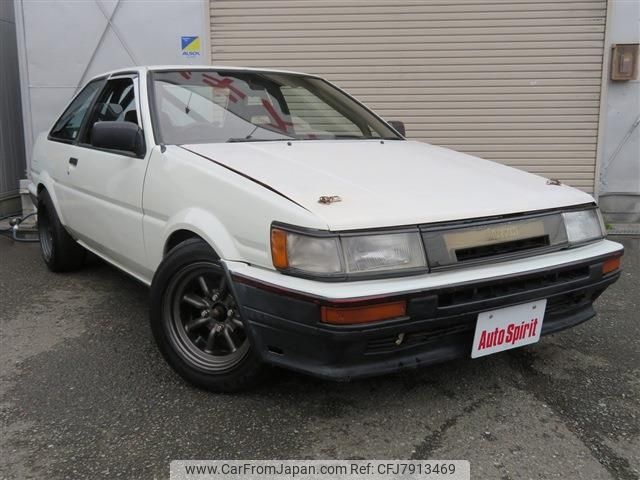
[210,0,609,193]
[0,0,26,216]
[599,0,640,222]
[15,0,211,170]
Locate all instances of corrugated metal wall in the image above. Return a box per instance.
[210,0,608,192]
[0,0,26,215]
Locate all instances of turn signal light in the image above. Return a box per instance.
[602,256,621,275]
[271,228,289,269]
[321,301,406,325]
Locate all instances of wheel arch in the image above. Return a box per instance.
[34,172,68,226]
[154,207,241,268]
[164,229,219,258]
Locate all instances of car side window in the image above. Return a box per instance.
[49,79,104,142]
[79,77,140,145]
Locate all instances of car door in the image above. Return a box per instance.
[59,74,151,278]
[47,77,105,211]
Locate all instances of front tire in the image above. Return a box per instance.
[150,238,265,391]
[37,189,86,272]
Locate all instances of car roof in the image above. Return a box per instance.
[89,65,315,81]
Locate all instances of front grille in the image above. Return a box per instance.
[437,265,590,308]
[365,323,473,354]
[545,291,590,316]
[455,235,550,262]
[421,209,571,269]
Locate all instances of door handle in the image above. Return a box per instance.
[68,157,78,166]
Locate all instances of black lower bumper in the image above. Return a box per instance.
[231,253,622,381]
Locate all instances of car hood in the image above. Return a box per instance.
[183,140,594,230]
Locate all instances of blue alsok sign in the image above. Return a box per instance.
[181,36,201,56]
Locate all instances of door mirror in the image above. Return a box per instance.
[91,121,144,156]
[388,120,406,137]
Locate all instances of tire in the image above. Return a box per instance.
[37,189,86,272]
[150,238,265,391]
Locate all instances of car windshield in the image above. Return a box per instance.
[150,70,401,144]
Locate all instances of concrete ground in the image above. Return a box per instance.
[1,236,638,480]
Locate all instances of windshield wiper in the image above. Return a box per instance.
[226,137,291,143]
[330,135,402,140]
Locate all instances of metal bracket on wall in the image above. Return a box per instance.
[75,0,139,91]
[600,116,640,186]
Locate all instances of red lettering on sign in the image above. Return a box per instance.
[478,316,540,352]
[478,330,487,350]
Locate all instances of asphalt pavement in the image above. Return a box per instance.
[1,236,638,480]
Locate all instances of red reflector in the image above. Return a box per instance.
[602,256,621,275]
[321,301,406,325]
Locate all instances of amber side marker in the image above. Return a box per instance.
[321,301,407,325]
[602,256,622,275]
[271,228,289,269]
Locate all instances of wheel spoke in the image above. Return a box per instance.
[205,328,217,351]
[185,315,210,333]
[231,318,244,329]
[182,293,208,309]
[223,328,237,352]
[197,276,211,297]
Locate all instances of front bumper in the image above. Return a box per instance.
[226,240,623,380]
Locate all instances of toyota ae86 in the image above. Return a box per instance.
[29,66,623,391]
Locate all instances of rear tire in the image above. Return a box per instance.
[150,238,265,392]
[37,189,86,272]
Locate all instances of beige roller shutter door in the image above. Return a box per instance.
[210,0,608,192]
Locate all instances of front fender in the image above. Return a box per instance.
[147,207,242,272]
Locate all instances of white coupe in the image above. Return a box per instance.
[29,66,623,391]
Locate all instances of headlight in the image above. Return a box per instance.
[342,232,426,273]
[272,229,342,274]
[562,208,604,245]
[271,226,427,278]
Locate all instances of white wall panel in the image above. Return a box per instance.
[15,0,211,168]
